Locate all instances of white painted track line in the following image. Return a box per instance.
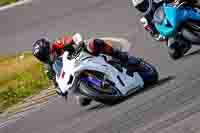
[0,0,32,11]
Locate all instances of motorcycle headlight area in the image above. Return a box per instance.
[153,6,165,24]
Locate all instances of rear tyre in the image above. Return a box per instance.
[145,62,158,86]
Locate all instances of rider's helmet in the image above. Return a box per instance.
[132,0,163,13]
[32,38,51,63]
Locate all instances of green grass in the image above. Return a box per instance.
[0,0,18,6]
[0,52,50,113]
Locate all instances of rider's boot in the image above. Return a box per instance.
[112,49,144,76]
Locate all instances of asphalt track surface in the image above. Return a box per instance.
[1,0,200,133]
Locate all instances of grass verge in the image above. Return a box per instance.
[0,0,18,6]
[0,52,50,113]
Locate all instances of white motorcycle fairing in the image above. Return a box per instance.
[55,51,144,96]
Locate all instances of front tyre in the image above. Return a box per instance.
[167,37,191,60]
[78,81,121,105]
[168,47,183,60]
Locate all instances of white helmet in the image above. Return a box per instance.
[131,0,145,7]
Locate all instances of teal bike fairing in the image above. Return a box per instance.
[154,3,200,37]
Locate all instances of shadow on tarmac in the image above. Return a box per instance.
[87,75,176,111]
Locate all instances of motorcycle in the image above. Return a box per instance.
[52,34,158,106]
[152,0,200,59]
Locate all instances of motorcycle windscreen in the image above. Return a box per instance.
[154,4,177,37]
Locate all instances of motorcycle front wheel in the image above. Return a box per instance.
[168,47,183,60]
[78,80,122,105]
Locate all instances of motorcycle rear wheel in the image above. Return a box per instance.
[139,60,159,86]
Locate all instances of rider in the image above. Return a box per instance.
[32,33,140,105]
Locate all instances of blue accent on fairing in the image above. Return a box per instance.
[80,77,119,96]
[80,77,102,88]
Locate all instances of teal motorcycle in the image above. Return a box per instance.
[147,0,200,59]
